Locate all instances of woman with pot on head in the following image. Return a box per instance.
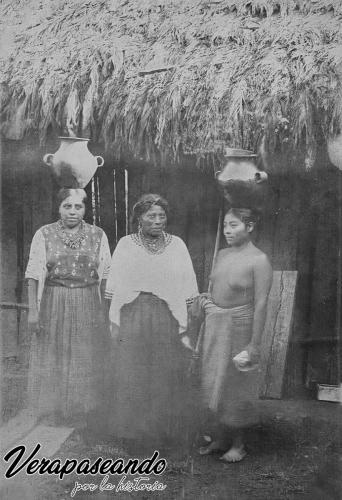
[26,188,111,427]
[105,194,198,448]
[199,207,272,462]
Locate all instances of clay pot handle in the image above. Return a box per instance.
[254,171,268,183]
[96,156,104,167]
[43,153,54,166]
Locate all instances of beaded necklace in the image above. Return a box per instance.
[56,219,87,249]
[131,230,172,255]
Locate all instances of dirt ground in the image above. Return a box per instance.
[1,416,341,500]
[1,361,341,499]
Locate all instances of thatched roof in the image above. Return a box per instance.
[1,0,342,169]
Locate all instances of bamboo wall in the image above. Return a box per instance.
[1,138,341,405]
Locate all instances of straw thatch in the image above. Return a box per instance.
[1,0,342,169]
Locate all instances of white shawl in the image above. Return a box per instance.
[105,234,198,333]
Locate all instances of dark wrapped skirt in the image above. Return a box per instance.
[201,300,261,428]
[107,292,190,444]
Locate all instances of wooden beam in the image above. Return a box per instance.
[1,302,29,310]
[0,409,37,454]
[114,166,127,242]
[14,424,74,458]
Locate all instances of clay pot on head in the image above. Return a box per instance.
[43,137,104,188]
[215,148,268,208]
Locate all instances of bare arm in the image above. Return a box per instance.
[100,279,106,301]
[27,278,39,328]
[100,279,112,320]
[246,254,273,360]
[25,228,46,329]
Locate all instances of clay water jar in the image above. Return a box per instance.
[215,148,268,207]
[43,137,104,188]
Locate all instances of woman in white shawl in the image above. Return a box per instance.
[106,194,198,447]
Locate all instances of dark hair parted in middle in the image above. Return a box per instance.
[132,194,169,224]
[226,207,261,226]
[57,188,87,208]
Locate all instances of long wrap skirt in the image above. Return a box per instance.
[27,284,109,425]
[107,292,190,444]
[201,299,260,428]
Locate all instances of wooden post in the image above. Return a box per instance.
[337,173,342,388]
[208,208,223,293]
[0,335,2,426]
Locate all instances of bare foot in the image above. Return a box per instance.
[199,440,222,455]
[220,446,247,463]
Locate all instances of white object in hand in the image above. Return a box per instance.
[232,350,259,372]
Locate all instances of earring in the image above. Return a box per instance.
[138,220,142,233]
